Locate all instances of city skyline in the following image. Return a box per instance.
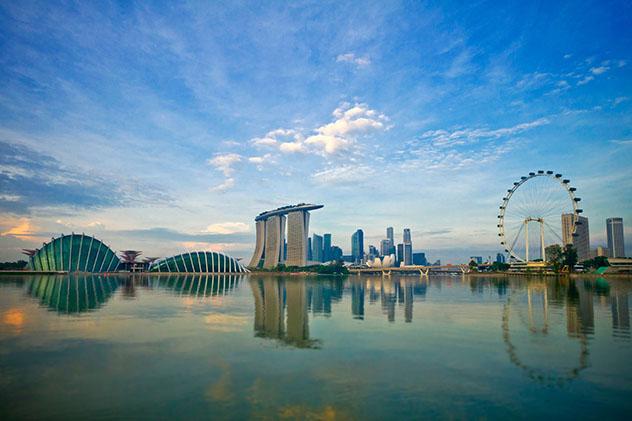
[0,1,631,263]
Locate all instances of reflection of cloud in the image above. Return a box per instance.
[2,308,25,331]
[204,313,249,333]
[205,361,234,402]
[278,404,345,420]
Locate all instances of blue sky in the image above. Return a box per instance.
[1,0,631,263]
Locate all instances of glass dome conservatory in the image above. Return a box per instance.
[149,251,248,273]
[28,234,119,273]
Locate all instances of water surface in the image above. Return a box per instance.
[1,274,630,419]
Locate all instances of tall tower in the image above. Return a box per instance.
[312,234,324,262]
[403,228,412,265]
[263,215,286,268]
[286,210,310,266]
[562,214,590,261]
[323,233,332,262]
[351,229,364,264]
[386,227,394,244]
[250,204,324,268]
[606,217,625,258]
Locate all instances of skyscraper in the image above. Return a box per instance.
[307,237,313,261]
[397,243,404,265]
[402,228,412,266]
[562,214,590,261]
[607,217,625,258]
[312,234,323,262]
[496,253,506,263]
[387,227,394,244]
[351,229,364,264]
[250,204,324,268]
[323,233,332,262]
[412,252,427,265]
[380,239,391,256]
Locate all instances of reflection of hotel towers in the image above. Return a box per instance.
[249,204,324,268]
[249,277,319,348]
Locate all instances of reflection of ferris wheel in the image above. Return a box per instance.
[498,171,582,263]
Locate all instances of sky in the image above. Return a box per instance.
[0,0,631,264]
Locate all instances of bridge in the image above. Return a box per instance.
[348,264,471,276]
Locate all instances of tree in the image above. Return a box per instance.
[545,244,563,272]
[582,255,609,269]
[563,244,578,271]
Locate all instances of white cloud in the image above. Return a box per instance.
[336,53,371,67]
[420,118,549,147]
[207,153,242,177]
[590,66,609,75]
[0,194,21,202]
[204,222,250,234]
[250,103,388,156]
[209,177,235,192]
[577,75,594,86]
[609,139,632,146]
[312,165,374,185]
[618,60,627,68]
[613,96,629,106]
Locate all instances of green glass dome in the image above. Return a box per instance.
[149,251,248,273]
[29,234,119,273]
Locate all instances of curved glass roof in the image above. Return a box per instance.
[148,251,248,273]
[29,234,119,273]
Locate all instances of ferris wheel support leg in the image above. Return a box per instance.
[540,220,546,262]
[525,220,529,262]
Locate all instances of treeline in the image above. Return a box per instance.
[0,260,28,270]
[254,262,349,275]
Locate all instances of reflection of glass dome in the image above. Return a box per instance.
[28,234,119,273]
[148,251,248,273]
[148,274,244,297]
[27,274,119,314]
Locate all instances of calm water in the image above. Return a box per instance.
[1,273,631,420]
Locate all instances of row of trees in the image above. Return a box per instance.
[256,262,349,275]
[470,244,609,273]
[0,260,28,270]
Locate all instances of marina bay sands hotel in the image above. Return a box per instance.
[249,203,323,268]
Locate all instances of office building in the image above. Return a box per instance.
[470,256,483,264]
[312,234,324,262]
[249,203,323,268]
[351,229,364,264]
[496,253,506,263]
[562,214,590,261]
[593,246,608,257]
[307,237,313,261]
[323,233,332,262]
[331,246,343,261]
[412,252,427,266]
[380,239,392,257]
[403,228,411,244]
[397,243,404,265]
[387,227,394,244]
[607,217,625,258]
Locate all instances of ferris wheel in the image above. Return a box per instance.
[498,171,582,263]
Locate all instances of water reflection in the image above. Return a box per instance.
[250,276,320,348]
[144,274,244,298]
[26,274,119,314]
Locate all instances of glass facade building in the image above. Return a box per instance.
[28,234,119,273]
[149,251,248,273]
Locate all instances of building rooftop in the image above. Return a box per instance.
[255,203,324,221]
